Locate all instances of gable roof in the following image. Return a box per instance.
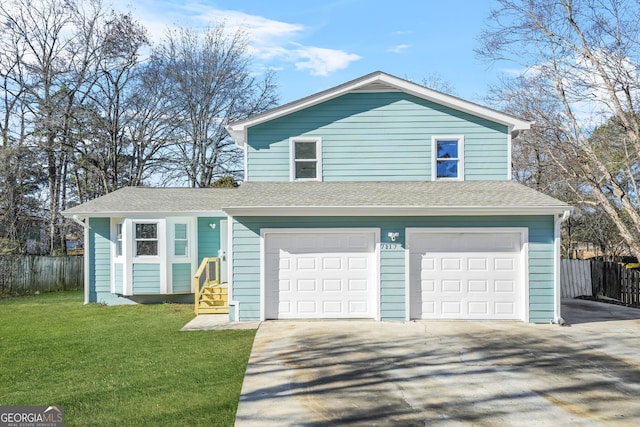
[63,181,570,218]
[226,71,532,148]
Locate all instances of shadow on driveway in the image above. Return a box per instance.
[235,302,640,426]
[561,297,640,325]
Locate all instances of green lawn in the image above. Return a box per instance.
[0,291,256,426]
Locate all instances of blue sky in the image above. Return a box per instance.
[114,0,510,105]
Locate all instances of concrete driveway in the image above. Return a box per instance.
[235,299,640,426]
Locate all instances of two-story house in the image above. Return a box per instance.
[63,71,570,323]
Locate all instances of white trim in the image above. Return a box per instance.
[554,211,571,323]
[259,227,380,321]
[110,218,126,294]
[405,227,529,322]
[63,210,227,219]
[167,217,197,294]
[431,135,465,181]
[289,136,323,181]
[227,216,235,306]
[84,220,90,304]
[224,205,571,217]
[507,130,513,180]
[226,72,531,147]
[242,144,249,182]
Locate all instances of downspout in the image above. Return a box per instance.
[554,209,571,324]
[72,215,91,305]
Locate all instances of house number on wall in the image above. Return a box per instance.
[380,243,401,250]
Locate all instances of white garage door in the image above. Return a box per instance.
[409,230,524,320]
[265,231,376,319]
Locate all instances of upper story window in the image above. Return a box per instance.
[290,137,322,181]
[432,136,464,180]
[135,223,158,256]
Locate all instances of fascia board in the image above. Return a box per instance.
[223,206,571,217]
[62,210,227,219]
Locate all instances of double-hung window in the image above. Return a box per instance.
[290,137,322,181]
[174,223,189,257]
[432,136,464,180]
[134,223,158,256]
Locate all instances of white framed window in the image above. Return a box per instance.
[290,137,322,181]
[432,136,464,180]
[173,223,189,257]
[134,222,158,256]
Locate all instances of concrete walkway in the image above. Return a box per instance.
[235,300,640,426]
[180,314,260,331]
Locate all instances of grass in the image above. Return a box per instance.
[0,291,256,426]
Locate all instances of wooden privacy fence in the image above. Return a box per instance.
[561,259,640,306]
[0,255,83,295]
[560,259,592,298]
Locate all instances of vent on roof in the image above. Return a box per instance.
[352,82,401,92]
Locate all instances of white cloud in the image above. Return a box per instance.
[292,46,361,76]
[192,8,304,43]
[114,2,361,76]
[388,44,410,53]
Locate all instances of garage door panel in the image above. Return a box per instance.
[495,280,515,293]
[265,231,376,319]
[468,280,488,292]
[297,279,316,292]
[323,257,342,269]
[442,258,462,271]
[410,231,523,320]
[323,279,342,291]
[468,301,489,315]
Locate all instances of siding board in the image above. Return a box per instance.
[247,92,509,182]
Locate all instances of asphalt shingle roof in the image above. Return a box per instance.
[62,181,570,217]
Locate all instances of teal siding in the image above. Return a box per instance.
[197,217,224,266]
[380,245,406,321]
[132,264,161,294]
[88,218,112,303]
[114,263,124,294]
[246,92,509,182]
[232,215,556,323]
[172,263,192,293]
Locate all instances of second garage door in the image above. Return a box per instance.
[409,230,525,320]
[264,230,377,319]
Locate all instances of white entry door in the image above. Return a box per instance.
[409,230,525,320]
[264,230,377,319]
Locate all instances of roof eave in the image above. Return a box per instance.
[62,209,227,218]
[223,205,570,217]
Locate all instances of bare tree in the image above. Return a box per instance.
[153,24,278,187]
[478,0,640,260]
[70,11,150,200]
